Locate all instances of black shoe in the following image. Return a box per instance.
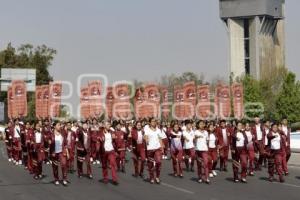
[112,181,119,185]
[132,173,138,178]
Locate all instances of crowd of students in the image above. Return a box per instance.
[3,117,291,186]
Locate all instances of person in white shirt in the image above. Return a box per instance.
[267,123,285,183]
[50,122,69,186]
[281,118,291,176]
[252,117,265,170]
[100,121,118,185]
[32,123,44,180]
[232,122,248,183]
[169,121,183,177]
[245,122,255,176]
[12,118,23,165]
[144,118,164,184]
[130,121,146,178]
[194,120,210,184]
[207,123,218,178]
[182,120,196,172]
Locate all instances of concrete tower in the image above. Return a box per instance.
[219,0,285,79]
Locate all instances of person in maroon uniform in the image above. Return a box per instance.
[42,119,52,164]
[90,118,100,165]
[49,122,69,186]
[130,121,146,178]
[245,122,256,176]
[64,122,76,173]
[231,122,248,183]
[267,123,285,183]
[169,121,183,177]
[113,121,127,173]
[4,121,13,162]
[11,118,25,165]
[31,123,45,179]
[25,121,34,173]
[99,121,118,185]
[76,121,93,179]
[216,120,231,172]
[252,117,265,171]
[207,123,219,178]
[280,118,291,176]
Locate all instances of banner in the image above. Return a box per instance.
[41,85,49,118]
[215,84,231,119]
[161,86,170,120]
[232,83,244,120]
[173,85,184,120]
[88,80,103,118]
[48,82,62,118]
[7,86,13,119]
[143,84,160,118]
[134,88,146,119]
[105,86,114,119]
[113,83,132,120]
[35,86,43,119]
[196,84,210,119]
[183,81,196,119]
[80,87,90,119]
[11,80,27,118]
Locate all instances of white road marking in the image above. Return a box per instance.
[161,182,195,194]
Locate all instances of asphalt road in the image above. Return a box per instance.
[0,141,299,200]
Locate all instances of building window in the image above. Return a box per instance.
[244,19,250,74]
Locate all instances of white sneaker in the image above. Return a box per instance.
[18,160,22,165]
[54,181,60,185]
[8,158,12,162]
[212,170,217,176]
[209,173,214,178]
[90,158,93,162]
[62,180,68,186]
[96,160,100,164]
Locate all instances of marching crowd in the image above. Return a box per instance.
[3,117,291,186]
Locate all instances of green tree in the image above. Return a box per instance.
[0,43,57,121]
[274,72,300,123]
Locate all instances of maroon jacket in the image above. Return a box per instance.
[130,128,146,149]
[76,128,92,153]
[251,124,266,144]
[231,130,248,151]
[49,131,68,157]
[216,127,231,148]
[114,130,126,151]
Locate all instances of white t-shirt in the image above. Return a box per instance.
[222,128,228,145]
[83,131,89,149]
[35,131,42,144]
[137,130,143,144]
[104,132,114,152]
[144,127,161,150]
[55,134,63,153]
[159,129,167,139]
[282,126,288,136]
[208,133,217,148]
[264,128,270,146]
[256,125,263,141]
[194,130,208,151]
[270,132,281,150]
[236,132,245,147]
[245,131,253,144]
[14,126,21,138]
[182,130,195,149]
[170,131,182,150]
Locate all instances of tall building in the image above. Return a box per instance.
[219,0,285,79]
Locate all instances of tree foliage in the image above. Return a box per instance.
[0,43,57,121]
